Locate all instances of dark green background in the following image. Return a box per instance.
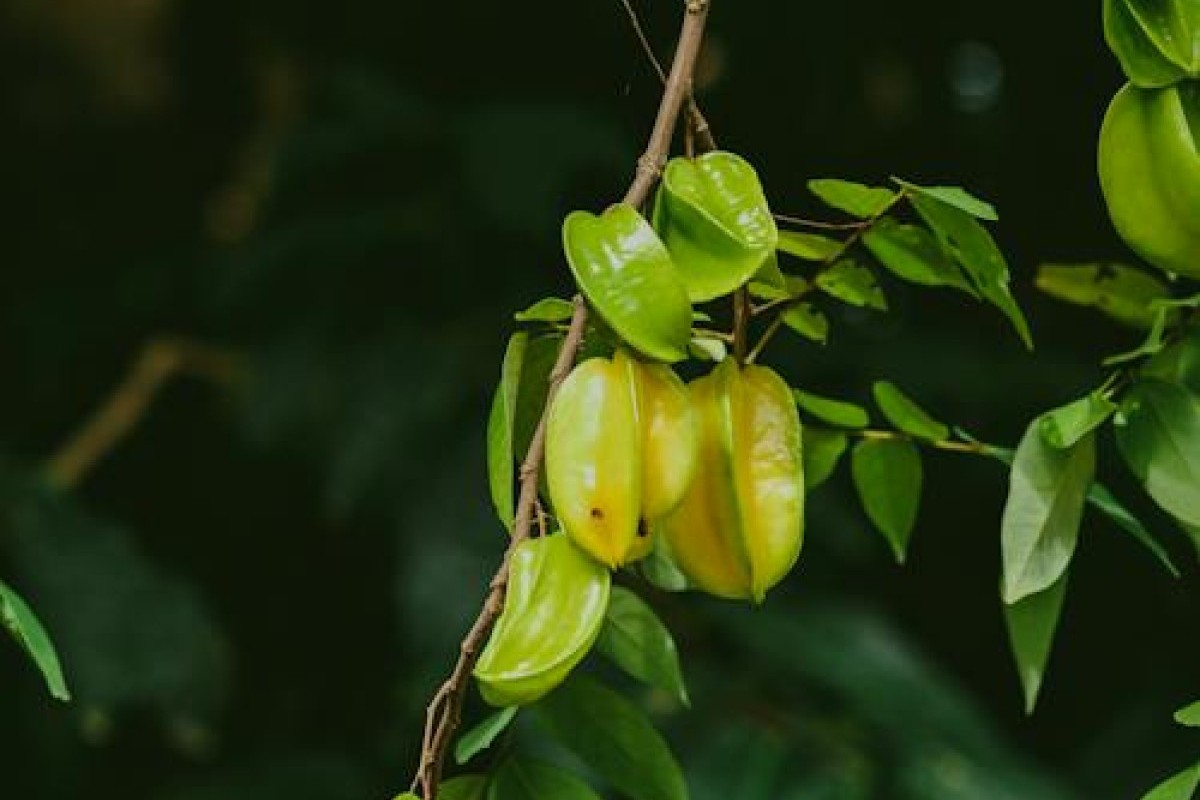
[0,1,1196,798]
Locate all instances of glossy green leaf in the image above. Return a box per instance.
[654,151,778,302]
[1039,391,1119,449]
[1176,700,1200,726]
[1115,379,1200,527]
[910,193,1033,349]
[488,333,529,530]
[862,218,974,292]
[1145,328,1200,393]
[1001,421,1095,604]
[596,587,689,707]
[808,179,897,218]
[1138,763,1200,800]
[892,179,999,220]
[1003,573,1068,714]
[639,535,690,593]
[851,439,923,563]
[511,335,561,467]
[392,793,420,800]
[872,381,950,441]
[803,427,849,490]
[563,205,691,363]
[1105,304,1174,366]
[454,706,518,765]
[781,303,829,344]
[0,579,70,702]
[488,758,601,800]
[1035,263,1172,329]
[688,336,727,362]
[1088,483,1180,577]
[514,297,575,323]
[537,676,688,800]
[776,230,842,261]
[815,259,887,310]
[751,250,788,292]
[440,776,490,800]
[1105,0,1200,88]
[792,389,869,428]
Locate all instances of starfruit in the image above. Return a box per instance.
[562,204,692,363]
[1099,82,1200,279]
[473,532,610,707]
[659,358,804,602]
[652,151,778,302]
[546,349,698,568]
[1104,0,1200,88]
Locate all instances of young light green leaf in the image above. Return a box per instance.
[0,580,71,702]
[1176,701,1200,727]
[803,427,849,490]
[851,438,923,563]
[1003,573,1068,715]
[596,587,689,707]
[808,179,897,218]
[392,794,420,800]
[792,389,870,428]
[751,251,788,291]
[488,333,529,530]
[1138,763,1200,800]
[640,535,690,593]
[781,303,829,344]
[688,336,727,362]
[776,230,843,261]
[1114,379,1200,527]
[488,758,601,800]
[514,297,576,323]
[1104,305,1173,366]
[1087,483,1180,577]
[1001,422,1095,604]
[454,706,518,765]
[439,776,489,800]
[862,218,974,293]
[1039,391,1119,449]
[872,381,950,441]
[1145,328,1200,393]
[1035,264,1171,329]
[892,178,999,220]
[536,676,687,800]
[815,259,887,310]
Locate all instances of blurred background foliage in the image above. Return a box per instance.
[0,0,1197,798]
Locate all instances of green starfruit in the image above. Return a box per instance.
[546,350,698,568]
[562,205,692,363]
[659,359,805,602]
[474,533,610,707]
[1104,0,1200,88]
[1099,82,1200,279]
[653,151,778,302]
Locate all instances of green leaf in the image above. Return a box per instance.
[872,381,950,441]
[596,587,689,707]
[0,580,71,702]
[1115,379,1200,527]
[440,776,490,800]
[851,439,923,563]
[1176,701,1200,727]
[514,297,575,323]
[1003,573,1068,714]
[1088,483,1180,578]
[536,676,687,800]
[792,389,870,428]
[781,303,829,344]
[454,706,518,765]
[910,194,1033,349]
[1104,305,1173,366]
[1039,391,1119,449]
[862,218,975,293]
[488,333,528,530]
[1000,421,1095,604]
[808,179,897,218]
[639,536,690,593]
[803,428,849,490]
[892,178,999,220]
[1145,328,1200,394]
[488,758,601,800]
[688,336,727,362]
[815,259,887,310]
[392,794,420,800]
[1035,263,1172,329]
[776,230,843,261]
[1138,763,1200,800]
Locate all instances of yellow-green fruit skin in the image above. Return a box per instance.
[662,359,804,602]
[473,533,610,707]
[1099,82,1200,280]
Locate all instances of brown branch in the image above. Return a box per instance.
[44,337,240,490]
[410,4,713,796]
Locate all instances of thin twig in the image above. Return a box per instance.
[732,287,750,363]
[410,3,713,796]
[855,428,988,455]
[774,213,864,231]
[44,337,240,490]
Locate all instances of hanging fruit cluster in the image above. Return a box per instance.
[1099,0,1200,279]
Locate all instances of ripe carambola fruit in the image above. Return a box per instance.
[546,349,698,568]
[660,358,805,602]
[1099,82,1200,279]
[473,533,610,707]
